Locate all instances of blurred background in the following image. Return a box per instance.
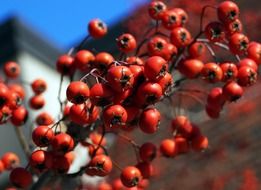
[0,0,260,189]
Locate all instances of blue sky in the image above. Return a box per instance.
[0,0,147,49]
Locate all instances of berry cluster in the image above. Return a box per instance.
[0,1,260,189]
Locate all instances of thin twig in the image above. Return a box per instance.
[14,127,31,159]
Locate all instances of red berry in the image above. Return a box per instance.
[4,61,20,79]
[32,125,54,147]
[117,33,137,53]
[9,167,32,188]
[139,108,161,134]
[31,79,47,94]
[120,166,142,188]
[88,19,107,39]
[51,133,74,153]
[217,1,239,23]
[66,81,90,104]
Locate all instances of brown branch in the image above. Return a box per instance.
[14,127,31,159]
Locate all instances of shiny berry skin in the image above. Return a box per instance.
[1,152,20,170]
[207,87,226,108]
[56,54,75,75]
[223,81,243,102]
[170,27,191,48]
[69,103,99,125]
[103,104,127,129]
[10,106,28,126]
[220,62,238,82]
[51,133,74,153]
[229,33,249,55]
[32,125,54,147]
[106,66,134,92]
[139,142,157,162]
[205,104,221,119]
[88,154,112,177]
[238,58,258,72]
[136,82,163,106]
[8,83,25,100]
[7,90,22,110]
[136,162,154,179]
[188,42,206,59]
[201,62,223,83]
[225,19,243,35]
[247,42,261,65]
[31,79,47,94]
[191,135,209,151]
[237,66,257,86]
[155,72,173,94]
[144,56,167,81]
[204,22,225,42]
[117,33,137,53]
[120,166,142,188]
[174,136,190,154]
[139,108,161,134]
[161,9,181,30]
[9,167,32,188]
[4,61,20,79]
[74,50,95,71]
[90,83,114,106]
[171,115,193,138]
[147,36,167,57]
[94,52,115,73]
[160,139,177,157]
[178,59,204,78]
[66,81,90,104]
[88,18,107,39]
[217,1,239,23]
[29,95,45,109]
[36,112,54,126]
[29,150,50,172]
[52,154,71,174]
[148,1,167,20]
[126,56,144,66]
[172,8,188,25]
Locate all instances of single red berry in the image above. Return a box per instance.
[217,1,239,23]
[117,33,137,53]
[188,42,206,59]
[171,8,188,25]
[136,162,154,179]
[32,125,54,147]
[88,154,112,177]
[8,83,25,100]
[66,81,90,104]
[139,142,157,162]
[201,62,223,83]
[51,133,74,153]
[237,66,257,87]
[120,166,142,188]
[10,106,28,126]
[90,83,114,106]
[144,56,167,81]
[74,50,95,71]
[4,61,20,79]
[139,108,161,134]
[31,79,47,94]
[29,94,45,110]
[106,66,134,92]
[36,112,54,126]
[88,19,107,39]
[155,72,173,94]
[29,150,51,172]
[223,81,243,102]
[1,152,20,170]
[135,82,163,106]
[229,33,249,55]
[225,19,243,35]
[161,9,181,30]
[9,167,32,188]
[148,1,167,20]
[56,55,75,75]
[170,27,191,48]
[220,62,238,82]
[247,42,261,65]
[94,52,115,73]
[160,139,177,157]
[171,115,193,138]
[205,22,225,42]
[238,58,258,72]
[103,104,127,129]
[174,136,190,154]
[178,59,204,78]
